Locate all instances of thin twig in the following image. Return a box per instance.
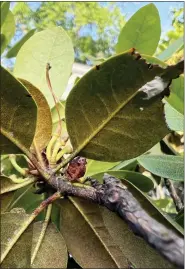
[46,63,62,139]
[164,178,183,212]
[33,140,46,169]
[31,203,52,264]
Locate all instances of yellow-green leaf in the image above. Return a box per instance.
[0,66,37,154]
[1,10,15,54]
[19,79,52,151]
[116,4,161,55]
[14,27,74,108]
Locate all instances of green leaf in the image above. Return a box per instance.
[112,158,137,171]
[166,76,184,115]
[59,198,129,268]
[19,79,52,151]
[31,222,68,268]
[138,155,184,181]
[85,159,119,177]
[14,27,74,108]
[0,175,35,195]
[66,51,169,162]
[0,2,10,27]
[1,209,33,268]
[92,170,154,192]
[175,208,184,228]
[0,66,37,154]
[1,10,15,54]
[101,207,174,268]
[6,29,36,58]
[116,4,161,55]
[157,37,184,61]
[164,101,183,132]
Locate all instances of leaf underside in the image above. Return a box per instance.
[0,66,37,154]
[66,50,169,162]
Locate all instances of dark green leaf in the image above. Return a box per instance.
[175,208,184,228]
[138,155,184,181]
[116,4,161,55]
[59,198,129,268]
[101,207,174,268]
[92,170,154,192]
[158,37,184,61]
[14,27,74,108]
[6,29,36,58]
[66,51,169,162]
[0,66,37,154]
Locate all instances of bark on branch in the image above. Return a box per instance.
[49,173,184,268]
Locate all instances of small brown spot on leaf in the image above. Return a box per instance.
[130,48,136,55]
[95,65,100,70]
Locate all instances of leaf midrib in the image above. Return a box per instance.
[55,89,139,171]
[69,197,127,268]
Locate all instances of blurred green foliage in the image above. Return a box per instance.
[12,2,125,63]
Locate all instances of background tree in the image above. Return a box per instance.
[12,2,125,63]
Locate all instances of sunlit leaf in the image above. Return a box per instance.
[116,4,161,55]
[14,27,74,108]
[31,222,68,268]
[0,66,37,154]
[1,2,10,27]
[164,101,183,132]
[6,29,36,58]
[85,159,119,177]
[19,79,52,151]
[158,37,184,61]
[1,10,15,54]
[166,76,184,115]
[138,155,184,181]
[66,51,169,162]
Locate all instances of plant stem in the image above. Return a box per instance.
[46,63,62,139]
[1,176,36,194]
[33,140,46,169]
[1,128,50,180]
[9,154,28,176]
[164,178,183,212]
[31,203,52,265]
[0,191,61,263]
